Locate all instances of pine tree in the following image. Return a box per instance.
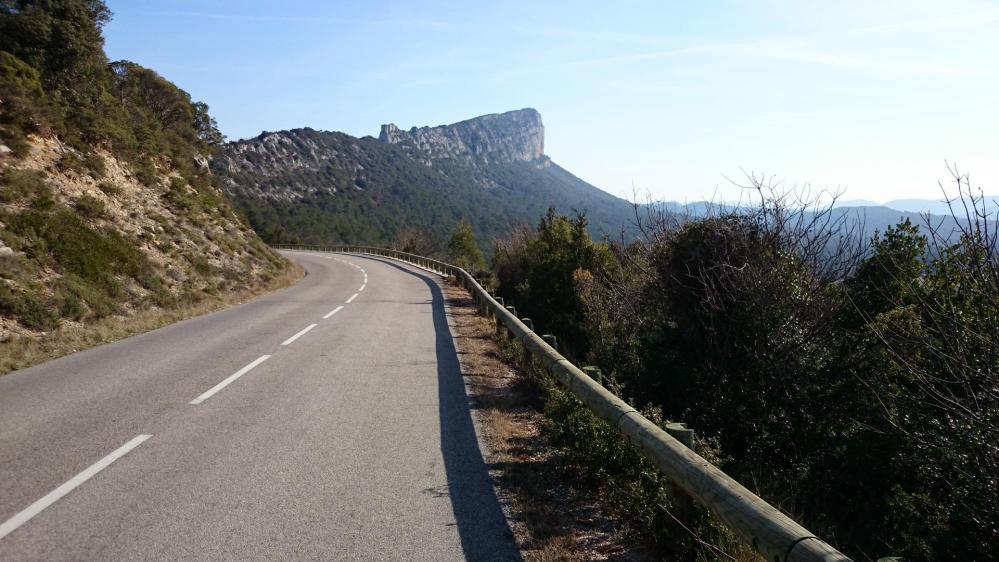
[447,220,485,270]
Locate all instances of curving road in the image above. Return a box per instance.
[0,251,519,561]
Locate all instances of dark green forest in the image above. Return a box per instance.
[487,179,998,561]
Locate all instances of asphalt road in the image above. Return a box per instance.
[0,251,519,561]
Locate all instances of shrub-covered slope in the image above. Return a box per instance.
[0,1,291,366]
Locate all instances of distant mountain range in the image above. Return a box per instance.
[835,197,999,216]
[654,200,966,243]
[212,107,982,251]
[212,109,636,247]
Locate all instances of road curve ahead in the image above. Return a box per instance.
[0,251,519,561]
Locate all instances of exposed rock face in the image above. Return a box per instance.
[212,128,371,200]
[211,108,637,246]
[379,108,545,165]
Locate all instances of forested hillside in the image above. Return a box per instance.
[212,112,637,250]
[0,0,293,372]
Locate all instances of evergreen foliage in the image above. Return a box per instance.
[0,0,223,163]
[447,220,485,270]
[491,199,999,560]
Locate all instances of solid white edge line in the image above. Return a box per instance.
[323,305,344,319]
[345,293,359,304]
[190,355,271,405]
[281,323,318,346]
[358,284,366,292]
[0,434,152,540]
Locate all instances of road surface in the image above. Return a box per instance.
[0,251,519,561]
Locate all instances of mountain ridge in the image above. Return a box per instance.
[213,110,637,247]
[379,108,546,166]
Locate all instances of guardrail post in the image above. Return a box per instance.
[542,334,557,350]
[520,318,535,369]
[582,366,603,385]
[501,306,517,339]
[505,305,517,317]
[664,422,696,525]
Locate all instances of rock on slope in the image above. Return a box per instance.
[213,109,636,246]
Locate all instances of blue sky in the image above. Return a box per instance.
[103,1,999,202]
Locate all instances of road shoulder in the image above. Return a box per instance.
[442,279,653,562]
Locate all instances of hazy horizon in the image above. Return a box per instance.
[103,0,998,204]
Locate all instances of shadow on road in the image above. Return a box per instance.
[358,256,523,562]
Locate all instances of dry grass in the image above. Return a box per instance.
[0,261,303,375]
[443,280,656,562]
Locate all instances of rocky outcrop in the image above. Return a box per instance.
[379,108,545,165]
[212,128,372,200]
[211,108,637,247]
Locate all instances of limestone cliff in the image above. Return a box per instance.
[214,109,636,247]
[379,108,545,166]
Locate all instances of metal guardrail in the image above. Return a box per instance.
[274,244,852,562]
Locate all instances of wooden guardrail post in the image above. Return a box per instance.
[664,422,696,525]
[520,318,535,368]
[503,306,518,340]
[582,366,603,385]
[492,297,504,333]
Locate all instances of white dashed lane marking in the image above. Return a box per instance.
[0,434,152,540]
[190,355,272,405]
[281,324,317,346]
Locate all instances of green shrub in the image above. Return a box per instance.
[83,151,105,178]
[30,191,55,210]
[6,207,158,298]
[97,181,122,196]
[57,153,88,175]
[447,219,485,270]
[164,176,199,211]
[58,274,118,319]
[0,168,51,203]
[133,156,159,187]
[73,194,106,219]
[0,51,53,156]
[58,290,85,320]
[0,282,59,330]
[499,334,745,560]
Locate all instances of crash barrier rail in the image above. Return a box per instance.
[272,244,851,562]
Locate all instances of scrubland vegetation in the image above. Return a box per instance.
[449,173,997,561]
[0,1,292,371]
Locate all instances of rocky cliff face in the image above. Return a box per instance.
[213,108,636,247]
[213,129,370,200]
[379,108,545,166]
